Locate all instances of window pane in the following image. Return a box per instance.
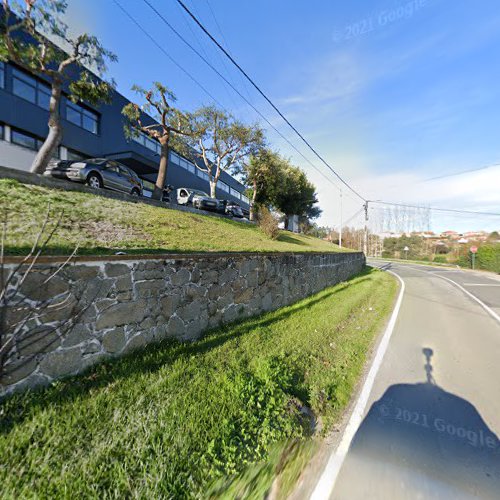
[82,114,98,134]
[67,149,87,161]
[37,88,51,110]
[66,103,81,126]
[13,69,36,85]
[13,77,36,103]
[11,130,37,150]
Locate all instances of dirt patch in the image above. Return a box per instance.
[80,221,150,245]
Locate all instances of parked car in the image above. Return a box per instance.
[44,158,143,196]
[225,201,244,218]
[176,188,221,212]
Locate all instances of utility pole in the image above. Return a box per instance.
[339,190,343,248]
[363,201,369,256]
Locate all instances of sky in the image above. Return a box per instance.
[64,0,500,233]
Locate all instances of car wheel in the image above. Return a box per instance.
[131,189,140,197]
[87,173,103,189]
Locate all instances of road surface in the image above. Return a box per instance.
[313,261,500,500]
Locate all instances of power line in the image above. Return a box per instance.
[138,0,344,193]
[111,0,223,108]
[370,200,500,217]
[171,0,365,201]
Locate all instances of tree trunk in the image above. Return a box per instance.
[153,135,169,200]
[249,179,258,221]
[209,179,217,198]
[31,79,63,174]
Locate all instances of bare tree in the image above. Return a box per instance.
[1,0,116,173]
[122,82,191,200]
[0,205,83,386]
[178,105,264,198]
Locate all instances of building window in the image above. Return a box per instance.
[0,62,5,89]
[241,194,250,205]
[196,168,209,181]
[218,181,229,193]
[11,128,42,151]
[229,187,241,200]
[67,148,88,161]
[66,100,99,134]
[132,130,161,155]
[12,67,51,109]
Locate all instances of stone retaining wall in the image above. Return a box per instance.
[2,252,364,395]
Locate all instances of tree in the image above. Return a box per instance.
[239,148,283,221]
[0,0,116,174]
[177,105,264,198]
[272,164,321,229]
[122,82,191,200]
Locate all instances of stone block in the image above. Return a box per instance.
[64,265,99,282]
[17,326,60,357]
[115,275,132,292]
[171,268,191,286]
[167,315,186,338]
[102,327,126,353]
[105,263,130,277]
[39,347,83,378]
[83,340,101,355]
[219,267,238,285]
[62,324,92,347]
[2,357,38,385]
[20,273,69,301]
[178,300,202,323]
[234,287,254,304]
[95,300,147,329]
[135,279,165,298]
[160,294,181,317]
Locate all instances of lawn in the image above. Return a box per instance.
[0,178,348,256]
[0,267,397,498]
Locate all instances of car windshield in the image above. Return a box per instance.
[191,190,210,197]
[88,158,108,165]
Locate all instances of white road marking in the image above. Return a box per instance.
[310,268,406,500]
[463,283,500,287]
[428,272,500,325]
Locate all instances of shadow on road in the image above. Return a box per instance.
[335,348,500,498]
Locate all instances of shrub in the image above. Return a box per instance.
[477,244,500,274]
[258,207,280,240]
[433,255,448,264]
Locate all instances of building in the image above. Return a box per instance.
[0,60,250,207]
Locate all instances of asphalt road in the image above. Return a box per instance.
[315,260,500,500]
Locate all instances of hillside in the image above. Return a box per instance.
[0,179,348,256]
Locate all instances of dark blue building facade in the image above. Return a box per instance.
[0,60,249,206]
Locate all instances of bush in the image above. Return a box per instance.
[477,244,500,274]
[258,207,280,240]
[433,255,448,264]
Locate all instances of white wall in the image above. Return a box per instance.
[0,140,36,172]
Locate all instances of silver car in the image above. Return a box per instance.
[44,158,143,196]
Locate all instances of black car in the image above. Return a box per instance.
[44,158,143,196]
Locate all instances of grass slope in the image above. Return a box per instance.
[0,268,397,499]
[0,179,347,256]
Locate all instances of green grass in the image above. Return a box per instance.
[0,179,348,256]
[0,267,397,499]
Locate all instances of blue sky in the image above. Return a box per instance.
[65,0,500,233]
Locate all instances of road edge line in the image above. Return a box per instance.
[310,268,405,500]
[428,272,500,324]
